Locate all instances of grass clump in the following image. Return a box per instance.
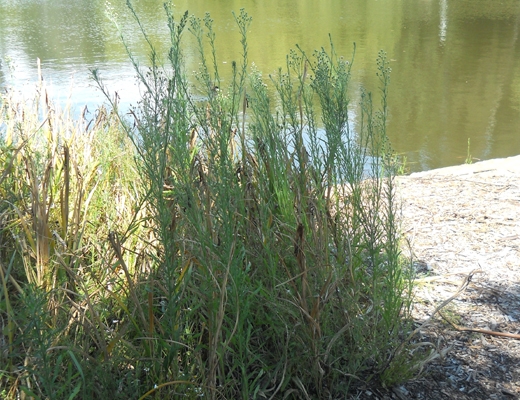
[0,82,146,398]
[0,3,421,399]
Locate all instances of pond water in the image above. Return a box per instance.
[1,0,519,172]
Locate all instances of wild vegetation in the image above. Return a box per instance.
[0,4,422,399]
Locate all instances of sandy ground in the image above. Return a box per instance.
[354,155,520,399]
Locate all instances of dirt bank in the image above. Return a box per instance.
[394,155,520,399]
[352,156,520,399]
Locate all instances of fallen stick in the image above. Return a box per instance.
[407,268,483,339]
[439,312,520,340]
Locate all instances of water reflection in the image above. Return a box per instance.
[439,0,448,44]
[0,0,519,171]
[391,0,520,170]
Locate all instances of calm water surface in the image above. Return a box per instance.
[1,0,519,171]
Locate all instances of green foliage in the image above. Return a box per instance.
[0,3,423,399]
[465,137,473,164]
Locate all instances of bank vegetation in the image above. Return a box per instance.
[0,5,422,399]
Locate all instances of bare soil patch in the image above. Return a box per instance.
[354,156,520,399]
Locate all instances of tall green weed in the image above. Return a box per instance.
[92,3,418,398]
[0,3,422,399]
